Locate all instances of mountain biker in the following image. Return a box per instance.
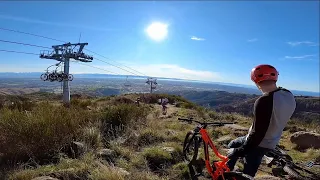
[159,97,168,112]
[226,64,296,177]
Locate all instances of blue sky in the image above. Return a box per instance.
[0,1,319,92]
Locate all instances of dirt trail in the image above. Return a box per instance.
[155,104,179,119]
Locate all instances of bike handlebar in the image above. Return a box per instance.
[178,117,234,126]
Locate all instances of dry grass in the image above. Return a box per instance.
[1,93,319,180]
[0,102,95,164]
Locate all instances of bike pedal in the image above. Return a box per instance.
[306,161,314,168]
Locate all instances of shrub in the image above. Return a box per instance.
[101,104,149,139]
[180,102,197,109]
[0,95,35,111]
[137,129,165,146]
[0,102,94,164]
[113,97,134,105]
[170,163,190,179]
[70,99,92,109]
[143,147,173,172]
[80,123,103,150]
[211,128,223,139]
[128,171,164,180]
[139,93,189,105]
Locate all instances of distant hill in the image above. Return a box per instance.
[167,90,320,123]
[0,72,318,97]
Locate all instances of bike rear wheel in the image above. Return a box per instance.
[283,164,320,180]
[183,131,200,162]
[217,172,253,180]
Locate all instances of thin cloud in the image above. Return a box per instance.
[0,14,118,32]
[287,41,319,47]
[284,54,316,59]
[191,36,205,41]
[247,38,258,42]
[66,63,221,82]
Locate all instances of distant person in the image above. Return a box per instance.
[135,97,140,107]
[159,97,168,114]
[226,64,296,177]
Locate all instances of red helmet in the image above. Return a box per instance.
[251,64,279,84]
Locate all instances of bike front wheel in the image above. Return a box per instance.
[217,172,253,180]
[183,131,200,162]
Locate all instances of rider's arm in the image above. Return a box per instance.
[232,94,273,156]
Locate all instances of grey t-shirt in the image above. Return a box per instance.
[242,87,296,151]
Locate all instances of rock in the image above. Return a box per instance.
[71,141,86,158]
[166,129,177,136]
[290,131,320,149]
[255,175,281,180]
[225,124,248,131]
[162,147,175,153]
[286,126,306,133]
[97,148,116,162]
[31,176,59,180]
[62,141,86,159]
[117,167,130,176]
[216,135,233,144]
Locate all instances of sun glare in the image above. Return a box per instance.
[145,22,168,41]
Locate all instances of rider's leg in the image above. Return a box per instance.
[226,136,246,170]
[228,136,246,148]
[242,147,269,177]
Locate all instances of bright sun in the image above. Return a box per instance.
[145,22,168,41]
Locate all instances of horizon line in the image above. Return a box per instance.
[0,72,319,93]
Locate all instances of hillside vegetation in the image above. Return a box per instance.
[167,90,320,123]
[0,93,319,180]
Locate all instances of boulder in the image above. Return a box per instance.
[31,176,59,180]
[290,131,320,149]
[62,141,86,159]
[71,141,86,158]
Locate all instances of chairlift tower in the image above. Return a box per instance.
[40,42,93,106]
[146,77,157,94]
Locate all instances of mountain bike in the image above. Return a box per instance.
[178,117,253,180]
[264,145,320,180]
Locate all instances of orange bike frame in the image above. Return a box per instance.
[199,128,231,179]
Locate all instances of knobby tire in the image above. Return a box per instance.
[183,131,200,162]
[217,172,254,180]
[283,164,319,180]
